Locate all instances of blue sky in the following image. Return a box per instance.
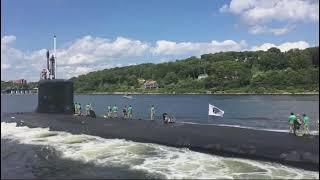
[1,0,319,81]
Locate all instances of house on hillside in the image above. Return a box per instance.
[144,80,158,89]
[9,79,27,84]
[197,74,208,80]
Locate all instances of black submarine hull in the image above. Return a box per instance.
[2,112,319,171]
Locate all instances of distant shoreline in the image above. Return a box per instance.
[74,92,319,95]
[2,92,318,96]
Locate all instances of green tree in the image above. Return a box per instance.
[258,48,288,70]
[286,49,312,69]
[163,72,178,85]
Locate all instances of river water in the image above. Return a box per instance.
[1,94,319,179]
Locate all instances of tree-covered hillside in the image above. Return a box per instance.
[1,81,38,90]
[70,47,319,93]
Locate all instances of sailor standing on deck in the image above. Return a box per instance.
[302,114,310,135]
[85,104,91,116]
[107,106,112,118]
[150,105,155,120]
[76,103,81,115]
[123,106,128,119]
[112,104,118,118]
[288,112,296,133]
[294,113,303,135]
[74,102,78,114]
[78,103,82,115]
[127,105,133,119]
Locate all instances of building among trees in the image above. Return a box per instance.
[144,80,158,89]
[9,79,27,84]
[198,74,208,80]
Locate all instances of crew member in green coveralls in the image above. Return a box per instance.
[112,104,118,118]
[107,106,112,118]
[302,114,310,135]
[85,104,90,116]
[294,113,303,135]
[74,102,78,114]
[76,103,81,115]
[150,105,155,120]
[78,103,82,115]
[288,112,296,133]
[127,105,133,119]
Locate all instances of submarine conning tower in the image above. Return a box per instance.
[36,35,74,114]
[37,79,74,114]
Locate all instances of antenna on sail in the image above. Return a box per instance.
[54,35,57,78]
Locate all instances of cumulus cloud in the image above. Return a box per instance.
[251,41,310,52]
[1,35,151,81]
[57,36,150,66]
[1,35,42,80]
[220,0,319,35]
[1,63,11,69]
[0,35,313,82]
[152,40,247,56]
[1,35,16,45]
[249,25,293,35]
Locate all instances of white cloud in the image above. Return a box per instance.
[227,0,257,14]
[221,0,319,35]
[249,25,293,35]
[1,35,16,45]
[61,66,100,78]
[152,40,247,56]
[219,4,229,13]
[251,41,310,52]
[1,35,39,81]
[0,35,313,82]
[1,63,11,69]
[1,35,151,81]
[269,27,291,35]
[57,36,150,66]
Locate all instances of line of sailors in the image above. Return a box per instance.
[74,103,96,118]
[74,104,318,129]
[105,105,134,119]
[288,112,318,136]
[73,103,174,123]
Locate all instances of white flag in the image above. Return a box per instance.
[208,104,224,117]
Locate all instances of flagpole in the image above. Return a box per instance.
[207,104,209,124]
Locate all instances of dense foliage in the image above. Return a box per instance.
[1,81,38,90]
[70,47,319,94]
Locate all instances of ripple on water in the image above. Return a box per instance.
[222,159,267,173]
[34,132,58,138]
[64,135,90,144]
[125,144,158,156]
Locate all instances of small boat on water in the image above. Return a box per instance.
[123,94,133,99]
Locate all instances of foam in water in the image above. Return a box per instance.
[1,122,319,179]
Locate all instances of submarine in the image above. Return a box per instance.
[2,36,319,171]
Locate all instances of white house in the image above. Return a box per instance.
[198,74,208,80]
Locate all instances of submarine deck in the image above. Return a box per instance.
[1,112,319,171]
